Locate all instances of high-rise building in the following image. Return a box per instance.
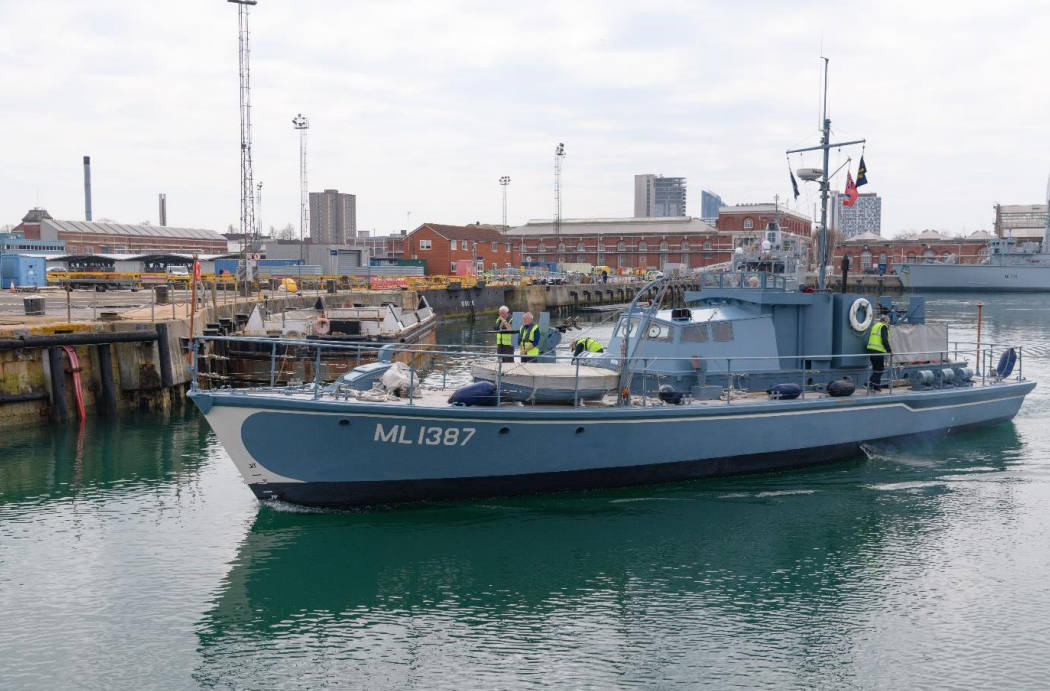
[309,189,357,243]
[634,175,687,217]
[829,192,882,238]
[700,190,723,222]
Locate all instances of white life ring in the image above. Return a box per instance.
[313,316,331,335]
[849,298,873,332]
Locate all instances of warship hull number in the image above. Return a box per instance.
[374,423,476,446]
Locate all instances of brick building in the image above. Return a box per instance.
[715,203,812,238]
[832,230,992,273]
[505,217,734,272]
[13,207,227,254]
[404,223,518,274]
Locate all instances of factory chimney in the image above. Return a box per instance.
[159,193,167,226]
[83,155,92,221]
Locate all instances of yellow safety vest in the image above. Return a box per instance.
[867,322,888,353]
[494,318,513,346]
[519,324,540,356]
[578,337,603,352]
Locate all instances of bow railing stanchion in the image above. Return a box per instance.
[269,341,277,389]
[409,352,416,406]
[495,355,502,405]
[573,354,581,407]
[800,356,805,400]
[726,358,732,404]
[1018,346,1023,381]
[888,353,893,393]
[191,339,200,391]
[313,345,322,399]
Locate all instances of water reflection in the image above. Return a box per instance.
[0,407,211,508]
[195,424,1026,688]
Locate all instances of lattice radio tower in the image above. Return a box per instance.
[229,0,258,272]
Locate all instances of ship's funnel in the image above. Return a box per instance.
[83,155,92,221]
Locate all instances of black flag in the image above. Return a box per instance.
[790,169,800,200]
[856,156,868,187]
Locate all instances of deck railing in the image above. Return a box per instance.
[189,335,1026,407]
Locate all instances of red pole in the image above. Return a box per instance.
[976,302,983,371]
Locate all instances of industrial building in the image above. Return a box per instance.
[404,224,517,275]
[309,189,357,244]
[1,230,65,254]
[634,175,687,217]
[12,208,227,254]
[835,229,992,273]
[994,204,1048,241]
[505,217,732,273]
[265,241,367,275]
[715,204,812,238]
[0,255,47,288]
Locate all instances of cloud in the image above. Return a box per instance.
[0,0,1047,237]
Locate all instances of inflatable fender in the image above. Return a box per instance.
[449,381,498,406]
[996,348,1017,379]
[826,378,856,397]
[313,316,331,336]
[849,298,873,332]
[658,384,684,405]
[767,382,802,400]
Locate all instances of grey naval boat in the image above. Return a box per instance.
[899,180,1050,292]
[188,274,1034,508]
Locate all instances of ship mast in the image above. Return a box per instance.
[786,58,865,291]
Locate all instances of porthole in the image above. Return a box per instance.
[499,427,510,434]
[338,419,350,426]
[575,427,585,435]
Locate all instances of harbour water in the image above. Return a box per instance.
[2,294,1049,688]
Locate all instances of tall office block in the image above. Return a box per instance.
[700,190,723,222]
[634,174,687,217]
[309,189,357,243]
[829,192,882,238]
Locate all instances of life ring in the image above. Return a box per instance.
[313,316,331,335]
[849,298,873,332]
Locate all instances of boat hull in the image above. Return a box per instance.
[192,380,1034,507]
[900,262,1050,291]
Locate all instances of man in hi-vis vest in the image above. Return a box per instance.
[519,312,540,363]
[494,306,514,363]
[866,314,892,391]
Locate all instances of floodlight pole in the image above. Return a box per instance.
[292,113,309,290]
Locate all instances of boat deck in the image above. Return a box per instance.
[212,376,991,411]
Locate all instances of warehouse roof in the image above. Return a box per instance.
[42,218,224,241]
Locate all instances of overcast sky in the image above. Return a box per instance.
[2,0,1048,238]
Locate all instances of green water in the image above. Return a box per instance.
[2,295,1049,688]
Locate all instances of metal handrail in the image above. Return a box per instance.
[190,333,1024,405]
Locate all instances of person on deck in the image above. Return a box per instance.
[571,336,605,358]
[519,312,540,363]
[867,314,892,391]
[494,306,514,363]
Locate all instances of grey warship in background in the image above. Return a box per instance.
[900,180,1050,291]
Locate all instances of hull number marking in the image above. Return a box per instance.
[374,423,476,446]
